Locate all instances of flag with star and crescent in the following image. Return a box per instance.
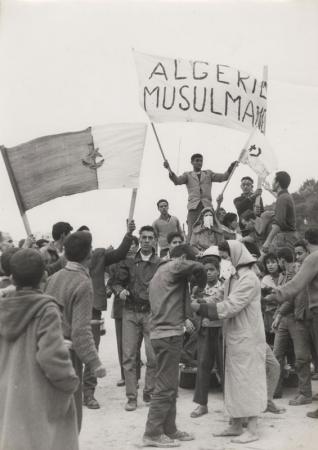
[1,123,147,211]
[239,128,278,179]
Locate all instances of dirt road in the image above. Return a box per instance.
[80,307,318,450]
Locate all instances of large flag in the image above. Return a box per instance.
[134,50,267,133]
[239,128,278,179]
[1,123,147,211]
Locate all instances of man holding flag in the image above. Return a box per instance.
[164,155,236,242]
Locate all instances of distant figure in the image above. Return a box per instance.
[164,154,236,242]
[152,199,182,257]
[234,176,263,235]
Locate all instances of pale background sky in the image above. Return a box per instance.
[0,0,317,247]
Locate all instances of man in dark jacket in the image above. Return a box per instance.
[112,225,160,412]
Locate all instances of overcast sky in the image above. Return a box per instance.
[0,0,318,246]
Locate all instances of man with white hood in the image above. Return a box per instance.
[192,240,266,444]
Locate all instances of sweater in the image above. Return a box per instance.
[45,262,101,370]
[149,259,207,339]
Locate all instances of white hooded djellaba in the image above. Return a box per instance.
[217,241,267,418]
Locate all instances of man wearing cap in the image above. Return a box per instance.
[164,154,236,242]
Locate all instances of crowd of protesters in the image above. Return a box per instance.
[1,152,318,449]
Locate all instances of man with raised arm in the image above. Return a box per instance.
[164,154,236,242]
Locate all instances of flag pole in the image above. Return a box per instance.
[128,188,138,221]
[151,122,174,176]
[256,65,268,203]
[217,146,247,206]
[0,145,32,236]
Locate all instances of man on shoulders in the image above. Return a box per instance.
[164,154,236,242]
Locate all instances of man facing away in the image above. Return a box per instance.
[45,231,106,431]
[152,199,183,257]
[143,244,207,448]
[164,154,236,242]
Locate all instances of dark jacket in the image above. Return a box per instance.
[90,233,133,310]
[111,249,160,311]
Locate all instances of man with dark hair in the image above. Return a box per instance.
[40,221,73,266]
[45,231,106,431]
[262,171,298,253]
[164,154,236,242]
[0,249,79,450]
[273,228,318,418]
[234,176,263,235]
[152,199,182,257]
[108,235,141,387]
[0,247,19,288]
[143,244,206,447]
[113,225,160,411]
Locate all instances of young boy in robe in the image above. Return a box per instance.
[0,249,79,450]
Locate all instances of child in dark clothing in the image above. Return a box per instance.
[190,256,224,418]
[0,249,79,450]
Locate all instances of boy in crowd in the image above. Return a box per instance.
[113,226,160,411]
[41,221,73,266]
[143,244,207,448]
[45,231,106,431]
[272,241,313,405]
[152,199,182,257]
[190,255,224,419]
[0,249,79,450]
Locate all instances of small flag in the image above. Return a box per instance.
[2,123,147,211]
[239,128,278,179]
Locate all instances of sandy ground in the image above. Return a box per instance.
[80,305,318,450]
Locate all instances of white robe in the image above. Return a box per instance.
[217,243,267,418]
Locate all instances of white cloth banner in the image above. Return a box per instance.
[239,129,278,179]
[134,50,267,133]
[91,123,147,189]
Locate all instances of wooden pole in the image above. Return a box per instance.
[0,145,32,236]
[128,188,138,221]
[256,65,269,206]
[151,122,168,161]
